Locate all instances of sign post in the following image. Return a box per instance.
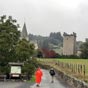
[9,62,24,79]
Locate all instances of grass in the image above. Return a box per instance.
[57,59,88,73]
[28,75,35,83]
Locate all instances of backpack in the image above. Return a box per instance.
[50,70,55,76]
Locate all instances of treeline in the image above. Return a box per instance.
[29,32,63,49]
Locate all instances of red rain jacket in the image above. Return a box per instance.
[35,68,43,84]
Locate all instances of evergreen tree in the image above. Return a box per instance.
[15,39,35,62]
[0,15,20,73]
[80,41,88,59]
[0,15,20,62]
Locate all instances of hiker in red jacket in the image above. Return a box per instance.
[35,67,43,87]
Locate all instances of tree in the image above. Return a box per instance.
[37,49,43,58]
[42,39,50,49]
[15,39,35,62]
[22,58,38,79]
[29,32,63,49]
[0,15,20,62]
[15,39,38,78]
[0,15,20,74]
[80,41,88,59]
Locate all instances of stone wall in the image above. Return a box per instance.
[40,64,88,88]
[55,69,88,88]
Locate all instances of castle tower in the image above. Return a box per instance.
[63,32,76,55]
[21,23,29,41]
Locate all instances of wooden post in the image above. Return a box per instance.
[76,64,77,73]
[78,64,80,74]
[83,65,85,78]
[80,65,82,74]
[74,64,75,73]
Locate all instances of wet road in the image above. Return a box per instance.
[0,82,32,88]
[0,69,69,88]
[30,69,69,88]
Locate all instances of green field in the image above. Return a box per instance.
[57,59,88,72]
[38,58,88,82]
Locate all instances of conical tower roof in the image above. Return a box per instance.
[21,23,29,40]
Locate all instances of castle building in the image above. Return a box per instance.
[63,32,76,55]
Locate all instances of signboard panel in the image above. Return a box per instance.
[11,66,21,74]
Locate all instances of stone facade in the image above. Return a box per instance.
[63,32,76,55]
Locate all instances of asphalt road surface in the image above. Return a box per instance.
[0,69,69,88]
[30,69,69,88]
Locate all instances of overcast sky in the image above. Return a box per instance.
[0,0,88,41]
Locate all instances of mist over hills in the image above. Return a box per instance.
[29,32,63,50]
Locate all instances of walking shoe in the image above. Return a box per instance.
[36,84,39,87]
[51,81,54,83]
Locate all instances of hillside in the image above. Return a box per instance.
[29,32,63,51]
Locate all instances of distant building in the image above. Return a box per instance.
[76,49,81,56]
[20,23,29,41]
[20,23,38,49]
[30,40,38,50]
[63,32,76,55]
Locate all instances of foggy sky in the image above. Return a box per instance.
[0,0,88,41]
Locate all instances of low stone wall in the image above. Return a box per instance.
[40,63,88,88]
[55,69,88,88]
